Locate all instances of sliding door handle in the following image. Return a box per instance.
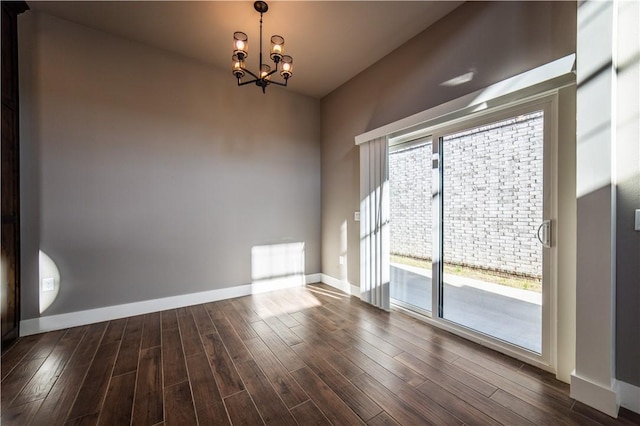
[537,220,551,248]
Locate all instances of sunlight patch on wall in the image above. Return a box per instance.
[251,242,305,294]
[440,69,475,87]
[39,250,60,313]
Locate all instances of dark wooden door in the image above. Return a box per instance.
[1,1,28,351]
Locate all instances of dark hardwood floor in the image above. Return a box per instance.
[1,283,638,425]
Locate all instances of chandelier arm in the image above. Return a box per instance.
[241,67,261,81]
[268,79,288,87]
[238,78,259,86]
[264,68,278,78]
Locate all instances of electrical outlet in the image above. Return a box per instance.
[354,211,360,222]
[635,209,640,231]
[339,255,345,265]
[42,277,55,292]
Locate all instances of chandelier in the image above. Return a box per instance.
[232,1,293,94]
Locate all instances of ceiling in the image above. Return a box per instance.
[27,1,463,99]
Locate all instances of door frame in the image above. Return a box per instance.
[1,1,29,351]
[390,93,559,372]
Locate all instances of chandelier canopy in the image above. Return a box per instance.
[232,1,293,94]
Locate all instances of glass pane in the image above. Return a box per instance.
[441,111,543,353]
[389,139,432,313]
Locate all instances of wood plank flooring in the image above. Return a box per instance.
[2,283,638,425]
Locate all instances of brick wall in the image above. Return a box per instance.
[389,111,543,278]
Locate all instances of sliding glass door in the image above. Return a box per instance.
[390,97,555,361]
[438,108,548,354]
[389,138,433,315]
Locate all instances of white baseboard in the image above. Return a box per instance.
[305,273,322,284]
[320,274,360,298]
[20,274,319,336]
[618,380,640,414]
[570,372,619,417]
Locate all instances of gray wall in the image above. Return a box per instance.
[320,0,577,381]
[574,0,639,402]
[615,0,640,388]
[321,0,575,287]
[19,12,321,319]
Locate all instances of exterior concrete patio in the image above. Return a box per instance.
[391,263,542,353]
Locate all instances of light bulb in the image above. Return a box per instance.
[236,40,245,51]
[283,63,290,71]
[273,44,282,54]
